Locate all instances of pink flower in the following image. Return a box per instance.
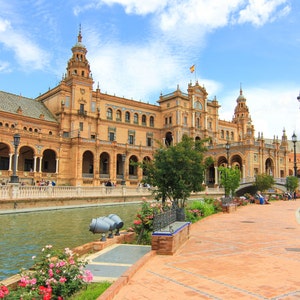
[59,277,67,283]
[57,261,66,267]
[69,258,75,265]
[82,270,93,282]
[49,263,55,268]
[48,269,54,277]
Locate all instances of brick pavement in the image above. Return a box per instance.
[102,200,300,300]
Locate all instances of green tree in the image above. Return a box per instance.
[141,135,208,208]
[254,173,275,192]
[218,166,241,197]
[285,176,299,192]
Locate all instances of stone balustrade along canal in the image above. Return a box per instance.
[0,184,224,210]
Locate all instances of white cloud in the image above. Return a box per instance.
[102,0,168,15]
[0,17,50,70]
[87,38,181,101]
[0,60,10,72]
[236,0,291,26]
[73,0,167,16]
[220,85,300,139]
[72,0,292,48]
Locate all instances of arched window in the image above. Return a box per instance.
[150,116,154,127]
[116,110,122,121]
[134,113,138,124]
[125,112,130,123]
[106,108,113,120]
[142,115,146,126]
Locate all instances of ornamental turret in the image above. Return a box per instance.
[65,26,92,82]
[232,87,254,140]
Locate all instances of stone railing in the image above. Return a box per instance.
[0,185,153,200]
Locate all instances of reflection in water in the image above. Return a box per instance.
[0,204,140,281]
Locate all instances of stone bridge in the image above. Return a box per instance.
[237,177,287,193]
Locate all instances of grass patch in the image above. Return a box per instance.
[68,281,111,299]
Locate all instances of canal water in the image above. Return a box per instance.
[0,203,140,281]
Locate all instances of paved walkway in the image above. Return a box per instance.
[109,200,300,300]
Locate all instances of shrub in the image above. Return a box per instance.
[130,198,172,245]
[2,245,93,299]
[185,199,216,223]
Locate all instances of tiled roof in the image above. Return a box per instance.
[0,91,57,123]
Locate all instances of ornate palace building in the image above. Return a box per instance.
[0,30,297,187]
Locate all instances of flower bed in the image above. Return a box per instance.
[0,245,93,299]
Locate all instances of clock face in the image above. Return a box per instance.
[194,101,202,110]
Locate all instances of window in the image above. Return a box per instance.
[80,104,84,113]
[116,110,122,121]
[106,108,113,120]
[128,130,135,144]
[165,117,168,125]
[125,112,130,123]
[134,113,138,124]
[79,122,83,131]
[147,137,152,147]
[65,96,70,107]
[91,102,96,113]
[196,118,200,128]
[108,127,116,141]
[142,115,146,126]
[129,135,134,144]
[150,116,154,127]
[183,116,187,125]
[169,116,172,124]
[109,132,115,141]
[221,130,224,138]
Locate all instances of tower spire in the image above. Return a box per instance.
[78,24,82,43]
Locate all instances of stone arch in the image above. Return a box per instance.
[0,142,10,170]
[129,155,138,178]
[100,152,110,178]
[42,149,57,173]
[82,150,94,177]
[265,158,274,176]
[19,146,35,172]
[165,131,173,146]
[142,156,151,176]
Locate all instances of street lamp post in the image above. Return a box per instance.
[292,132,297,177]
[10,133,21,183]
[225,141,230,167]
[121,154,126,185]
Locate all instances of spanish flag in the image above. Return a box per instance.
[190,64,195,73]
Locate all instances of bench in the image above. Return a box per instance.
[151,208,190,255]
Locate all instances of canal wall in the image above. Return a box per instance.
[0,184,224,210]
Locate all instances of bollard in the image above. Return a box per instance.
[108,214,124,236]
[89,217,110,241]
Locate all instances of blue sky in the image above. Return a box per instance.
[1,0,300,140]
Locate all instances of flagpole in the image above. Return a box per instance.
[190,64,196,83]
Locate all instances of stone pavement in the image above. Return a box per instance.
[86,244,151,282]
[101,200,300,300]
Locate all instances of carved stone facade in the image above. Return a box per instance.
[0,30,296,187]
